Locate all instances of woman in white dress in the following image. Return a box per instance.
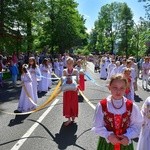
[28,57,41,103]
[137,96,150,150]
[38,58,49,92]
[17,64,35,112]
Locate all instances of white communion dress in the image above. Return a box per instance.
[137,96,150,150]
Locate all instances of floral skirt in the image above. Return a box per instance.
[97,137,134,150]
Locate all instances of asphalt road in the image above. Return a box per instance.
[0,62,149,150]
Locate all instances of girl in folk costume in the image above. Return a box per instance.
[100,59,108,80]
[28,57,41,103]
[141,56,150,90]
[92,74,143,150]
[38,58,49,92]
[17,64,35,112]
[75,59,85,91]
[59,58,64,77]
[123,68,134,101]
[54,58,60,77]
[137,96,150,150]
[63,57,79,126]
[122,60,136,101]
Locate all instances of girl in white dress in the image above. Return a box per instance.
[48,59,53,89]
[38,58,49,92]
[28,57,41,103]
[100,59,107,80]
[109,61,122,79]
[59,58,64,77]
[54,58,60,77]
[137,96,150,150]
[17,64,35,112]
[107,60,116,80]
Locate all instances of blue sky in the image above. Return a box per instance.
[75,0,146,33]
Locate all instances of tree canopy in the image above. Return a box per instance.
[0,0,88,54]
[88,2,150,57]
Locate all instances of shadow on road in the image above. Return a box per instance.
[8,114,30,126]
[28,119,86,150]
[134,94,143,103]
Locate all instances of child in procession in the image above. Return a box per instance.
[16,64,35,112]
[28,57,41,103]
[123,68,134,101]
[92,74,143,150]
[137,96,150,150]
[62,57,79,126]
[38,58,50,93]
[75,59,85,91]
[9,60,19,87]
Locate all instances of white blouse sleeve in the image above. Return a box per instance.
[91,103,113,141]
[124,103,143,140]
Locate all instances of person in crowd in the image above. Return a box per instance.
[38,58,50,93]
[120,58,127,73]
[100,59,107,80]
[107,59,116,80]
[122,60,136,101]
[0,58,5,87]
[9,60,19,87]
[108,61,121,80]
[59,58,64,77]
[48,58,53,89]
[82,56,87,72]
[12,51,18,65]
[62,57,79,126]
[141,56,150,90]
[94,55,100,73]
[28,57,41,103]
[123,68,134,101]
[137,96,150,150]
[16,64,35,112]
[53,58,60,77]
[75,59,85,91]
[92,74,143,150]
[128,57,138,91]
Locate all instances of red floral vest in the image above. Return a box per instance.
[100,99,133,135]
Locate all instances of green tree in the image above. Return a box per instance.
[88,2,134,57]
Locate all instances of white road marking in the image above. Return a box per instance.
[10,99,60,150]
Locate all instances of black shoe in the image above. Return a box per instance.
[14,110,22,113]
